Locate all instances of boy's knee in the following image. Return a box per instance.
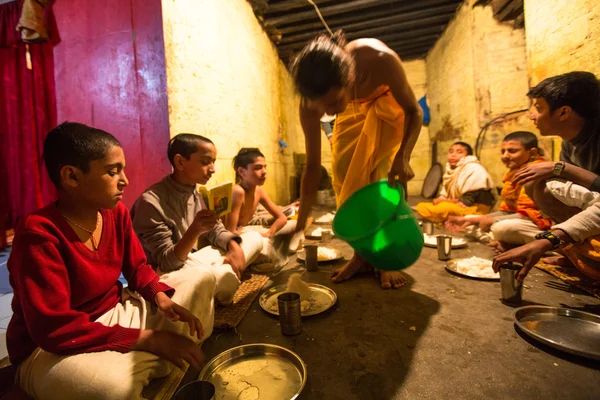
[490,220,512,240]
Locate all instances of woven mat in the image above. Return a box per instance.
[141,363,189,400]
[535,261,600,299]
[214,273,269,329]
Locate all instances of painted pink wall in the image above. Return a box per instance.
[52,0,171,207]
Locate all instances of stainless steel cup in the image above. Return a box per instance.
[500,263,523,303]
[437,235,452,261]
[321,230,333,243]
[422,221,434,235]
[278,292,302,335]
[174,380,215,400]
[304,244,318,271]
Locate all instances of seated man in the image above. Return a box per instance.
[131,134,263,304]
[416,142,495,223]
[446,132,552,249]
[9,122,207,400]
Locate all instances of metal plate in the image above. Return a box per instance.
[313,212,336,225]
[514,306,600,360]
[259,283,338,317]
[297,248,344,263]
[305,228,335,240]
[421,162,443,199]
[198,344,307,400]
[423,234,468,249]
[445,259,500,281]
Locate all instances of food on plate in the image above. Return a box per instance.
[454,256,498,278]
[309,227,333,238]
[423,233,465,247]
[315,213,335,223]
[317,247,339,261]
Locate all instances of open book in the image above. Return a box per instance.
[198,181,233,217]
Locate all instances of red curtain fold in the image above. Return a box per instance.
[0,0,57,244]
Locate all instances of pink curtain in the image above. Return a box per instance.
[0,0,57,247]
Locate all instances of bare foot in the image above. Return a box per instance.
[378,270,408,289]
[541,255,575,267]
[488,240,515,254]
[331,253,372,283]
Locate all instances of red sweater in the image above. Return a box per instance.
[7,202,174,365]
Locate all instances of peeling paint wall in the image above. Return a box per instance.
[402,59,430,196]
[161,0,311,204]
[525,0,600,85]
[426,0,542,187]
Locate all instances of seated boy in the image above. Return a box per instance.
[415,142,495,223]
[131,134,263,304]
[8,122,209,400]
[446,132,552,249]
[225,148,297,270]
[226,148,296,236]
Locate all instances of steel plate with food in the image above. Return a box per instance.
[260,282,337,317]
[423,233,467,249]
[445,257,499,281]
[297,247,344,263]
[198,344,307,400]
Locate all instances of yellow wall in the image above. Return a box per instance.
[425,0,546,187]
[161,0,312,204]
[525,0,600,85]
[402,59,430,196]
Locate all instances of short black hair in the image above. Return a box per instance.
[289,31,354,99]
[503,131,539,150]
[233,148,265,181]
[527,71,600,118]
[451,141,473,156]
[43,122,121,188]
[168,133,214,167]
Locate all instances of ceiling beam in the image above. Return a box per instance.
[496,0,523,21]
[266,0,391,27]
[279,10,456,44]
[383,34,442,49]
[277,0,460,35]
[265,0,335,15]
[277,24,447,53]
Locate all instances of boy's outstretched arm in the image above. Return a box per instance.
[258,187,287,237]
[225,185,244,235]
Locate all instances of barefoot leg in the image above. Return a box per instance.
[541,255,576,267]
[488,240,516,254]
[378,270,408,290]
[331,253,372,283]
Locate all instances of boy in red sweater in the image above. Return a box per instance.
[7,122,215,400]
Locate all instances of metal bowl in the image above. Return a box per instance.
[198,344,307,399]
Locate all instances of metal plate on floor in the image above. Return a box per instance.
[514,306,600,360]
[259,283,337,317]
[305,228,335,240]
[423,234,468,249]
[445,259,500,281]
[297,247,344,263]
[198,343,307,400]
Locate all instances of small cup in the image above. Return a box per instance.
[321,230,333,243]
[437,235,452,261]
[422,221,434,235]
[500,263,523,304]
[173,380,215,400]
[304,244,318,271]
[278,292,302,335]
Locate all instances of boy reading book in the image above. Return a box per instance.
[8,122,208,399]
[131,134,263,304]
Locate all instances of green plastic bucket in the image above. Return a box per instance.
[332,179,423,271]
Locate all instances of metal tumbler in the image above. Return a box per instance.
[173,381,215,400]
[437,235,452,261]
[304,244,318,271]
[500,263,523,303]
[278,292,302,335]
[321,230,333,243]
[422,221,434,235]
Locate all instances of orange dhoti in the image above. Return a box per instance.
[331,86,405,208]
[562,237,600,282]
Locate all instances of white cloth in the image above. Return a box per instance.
[439,155,495,200]
[19,267,217,400]
[491,218,543,245]
[547,180,600,243]
[185,231,263,304]
[241,221,296,273]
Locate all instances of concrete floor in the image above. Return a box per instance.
[184,207,600,399]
